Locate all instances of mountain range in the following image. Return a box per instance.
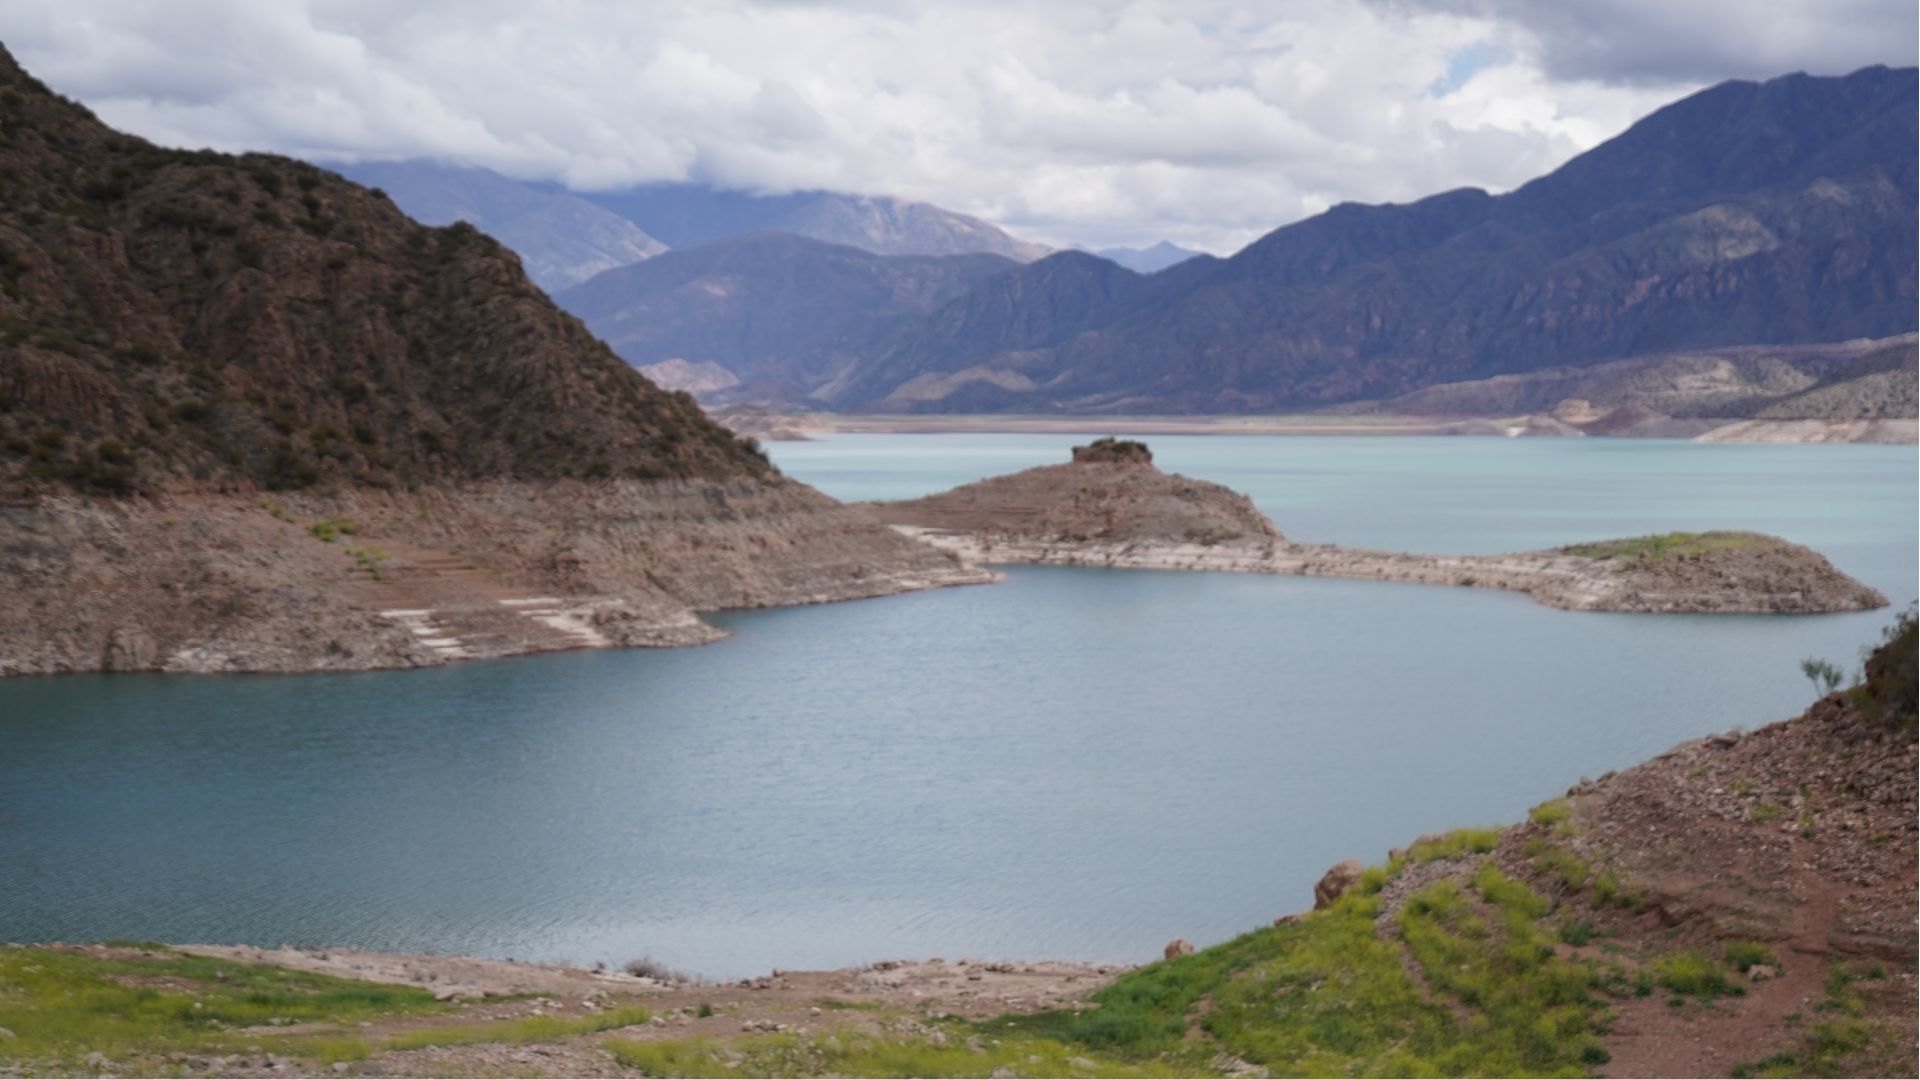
[542,65,1915,416]
[808,65,1917,413]
[332,160,668,293]
[555,232,1016,397]
[578,184,1051,263]
[1090,241,1204,273]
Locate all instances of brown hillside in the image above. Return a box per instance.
[0,43,762,496]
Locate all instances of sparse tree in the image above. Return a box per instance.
[1800,657,1845,697]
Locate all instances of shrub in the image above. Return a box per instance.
[1724,941,1778,973]
[1651,951,1743,998]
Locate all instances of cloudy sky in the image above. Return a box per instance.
[3,0,1913,253]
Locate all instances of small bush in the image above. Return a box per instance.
[1724,941,1778,973]
[1651,951,1744,998]
[307,518,357,542]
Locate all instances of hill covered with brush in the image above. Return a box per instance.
[0,42,986,677]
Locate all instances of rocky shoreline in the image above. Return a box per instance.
[894,527,1888,615]
[0,479,992,678]
[872,441,1888,615]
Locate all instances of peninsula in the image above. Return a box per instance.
[0,45,987,678]
[870,439,1888,615]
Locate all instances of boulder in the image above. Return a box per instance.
[1313,858,1366,909]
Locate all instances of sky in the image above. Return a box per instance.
[2,0,1914,254]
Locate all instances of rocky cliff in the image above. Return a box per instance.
[0,43,987,677]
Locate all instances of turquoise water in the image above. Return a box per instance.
[1,435,1913,979]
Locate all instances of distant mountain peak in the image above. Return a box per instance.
[581,183,1051,263]
[1088,241,1204,273]
[328,160,666,292]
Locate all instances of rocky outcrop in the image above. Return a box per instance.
[866,441,1279,546]
[878,446,1886,614]
[1312,859,1365,910]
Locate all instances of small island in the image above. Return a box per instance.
[870,439,1888,614]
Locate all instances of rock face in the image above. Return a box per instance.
[1313,859,1365,910]
[877,446,1887,614]
[0,43,990,677]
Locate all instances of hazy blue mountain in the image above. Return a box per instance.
[333,161,666,291]
[816,66,1918,413]
[580,185,1051,262]
[555,233,1016,400]
[1090,241,1205,273]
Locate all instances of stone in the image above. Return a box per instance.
[991,1069,1017,1079]
[1708,733,1741,749]
[101,627,157,672]
[1069,1057,1099,1070]
[1748,964,1778,981]
[1313,858,1366,909]
[1272,914,1302,928]
[0,1029,12,1041]
[1163,938,1195,959]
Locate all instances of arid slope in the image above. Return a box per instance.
[0,43,986,677]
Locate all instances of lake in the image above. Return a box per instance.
[2,435,1913,979]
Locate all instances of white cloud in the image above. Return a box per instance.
[1,0,1910,253]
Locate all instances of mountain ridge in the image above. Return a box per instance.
[331,160,668,292]
[812,65,1918,413]
[582,183,1052,262]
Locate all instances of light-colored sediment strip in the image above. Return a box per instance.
[892,528,1886,615]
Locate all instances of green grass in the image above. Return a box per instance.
[603,1028,1178,1078]
[306,517,357,542]
[991,854,1610,1077]
[1723,941,1778,974]
[1528,798,1574,834]
[1559,921,1595,947]
[1562,531,1775,562]
[1525,837,1592,892]
[379,1005,654,1052]
[0,944,442,1067]
[345,545,391,580]
[1401,827,1502,866]
[1592,871,1641,910]
[1650,951,1744,998]
[1733,963,1887,1077]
